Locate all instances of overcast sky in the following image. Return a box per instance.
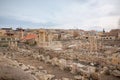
[0,0,120,31]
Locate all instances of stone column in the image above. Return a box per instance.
[37,30,46,47]
[89,36,97,52]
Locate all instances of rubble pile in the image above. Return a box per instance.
[0,56,35,80]
[31,49,101,80]
[0,44,120,80]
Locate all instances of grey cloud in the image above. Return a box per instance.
[0,0,120,30]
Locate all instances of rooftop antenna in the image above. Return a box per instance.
[103,28,105,34]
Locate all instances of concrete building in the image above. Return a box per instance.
[0,36,18,47]
[0,30,6,36]
[101,29,120,40]
[21,33,37,45]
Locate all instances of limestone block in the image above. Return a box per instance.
[58,59,67,70]
[45,55,51,63]
[111,70,120,77]
[117,66,120,70]
[27,65,35,70]
[37,66,43,70]
[70,63,85,74]
[70,63,77,74]
[87,66,96,73]
[41,70,48,74]
[46,74,55,80]
[37,73,55,80]
[91,72,99,80]
[62,78,70,80]
[19,63,29,71]
[51,57,59,66]
[100,67,109,74]
[32,54,38,59]
[37,54,45,61]
[74,75,82,80]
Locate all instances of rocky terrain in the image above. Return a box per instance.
[0,45,120,80]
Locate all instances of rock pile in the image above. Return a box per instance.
[0,56,35,80]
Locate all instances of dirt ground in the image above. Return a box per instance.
[15,55,120,80]
[15,55,75,79]
[0,47,120,80]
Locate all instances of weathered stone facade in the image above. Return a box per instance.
[37,29,53,47]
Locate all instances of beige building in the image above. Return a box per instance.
[37,29,53,47]
[0,30,6,36]
[0,29,18,47]
[0,36,18,47]
[101,29,120,40]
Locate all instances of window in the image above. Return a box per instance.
[12,38,15,40]
[1,38,6,41]
[7,38,11,41]
[86,37,88,39]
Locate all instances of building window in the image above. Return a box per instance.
[7,38,11,41]
[1,38,6,41]
[86,37,88,39]
[12,38,15,40]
